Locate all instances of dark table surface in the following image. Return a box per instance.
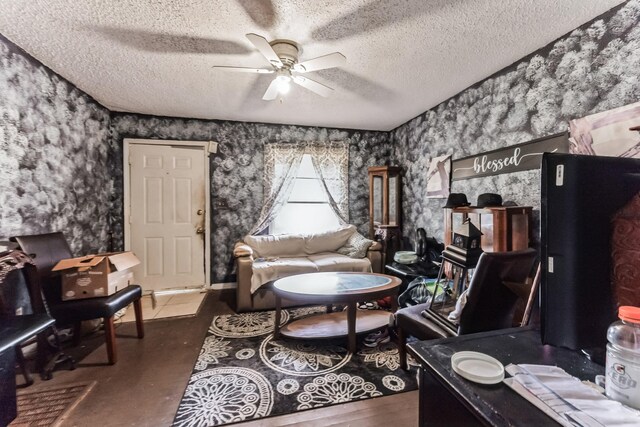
[408,327,605,426]
[0,314,54,354]
[385,260,440,279]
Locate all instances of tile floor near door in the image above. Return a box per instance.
[119,291,207,322]
[19,289,419,427]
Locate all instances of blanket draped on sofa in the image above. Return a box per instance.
[234,225,382,312]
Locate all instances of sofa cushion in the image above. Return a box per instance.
[303,225,356,254]
[337,231,374,258]
[250,257,318,294]
[307,253,372,272]
[244,234,305,258]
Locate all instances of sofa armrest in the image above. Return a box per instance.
[235,250,254,312]
[368,241,382,252]
[233,242,254,258]
[367,242,383,273]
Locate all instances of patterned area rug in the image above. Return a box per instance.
[10,381,96,427]
[173,307,418,426]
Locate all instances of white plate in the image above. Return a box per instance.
[451,351,505,384]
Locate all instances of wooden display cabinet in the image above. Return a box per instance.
[444,206,532,252]
[368,166,402,264]
[368,166,402,238]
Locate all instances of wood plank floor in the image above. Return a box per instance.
[238,391,418,426]
[20,289,419,426]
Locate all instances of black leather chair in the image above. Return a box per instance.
[0,249,64,385]
[394,248,538,370]
[11,232,144,365]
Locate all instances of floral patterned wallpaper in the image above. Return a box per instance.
[392,0,640,247]
[0,35,111,255]
[2,0,638,284]
[109,115,392,282]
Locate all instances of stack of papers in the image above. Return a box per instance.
[504,364,640,426]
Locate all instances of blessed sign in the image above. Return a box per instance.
[451,132,570,181]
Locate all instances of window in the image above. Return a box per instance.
[269,154,341,235]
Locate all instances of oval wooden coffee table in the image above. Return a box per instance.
[273,272,402,353]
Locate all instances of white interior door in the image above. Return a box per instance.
[129,144,206,291]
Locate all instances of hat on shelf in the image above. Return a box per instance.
[443,193,471,208]
[476,193,503,208]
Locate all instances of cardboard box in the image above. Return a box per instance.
[52,252,140,301]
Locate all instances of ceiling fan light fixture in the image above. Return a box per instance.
[275,71,292,95]
[226,33,345,100]
[278,81,291,94]
[275,74,291,94]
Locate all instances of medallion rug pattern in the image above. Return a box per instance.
[173,307,417,426]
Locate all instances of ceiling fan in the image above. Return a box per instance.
[213,33,346,100]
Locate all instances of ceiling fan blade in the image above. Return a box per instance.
[246,33,283,68]
[262,78,280,101]
[213,66,274,74]
[93,26,251,55]
[292,76,334,97]
[237,0,276,30]
[293,52,346,73]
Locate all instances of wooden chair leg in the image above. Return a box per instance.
[133,298,145,339]
[15,347,34,387]
[104,316,117,365]
[398,326,408,371]
[72,321,82,347]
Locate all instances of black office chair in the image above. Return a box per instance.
[11,232,144,365]
[393,248,538,370]
[0,250,71,382]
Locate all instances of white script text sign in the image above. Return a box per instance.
[451,132,570,181]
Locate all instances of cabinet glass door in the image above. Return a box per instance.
[389,176,398,225]
[372,175,383,226]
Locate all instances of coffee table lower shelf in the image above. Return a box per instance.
[279,310,390,340]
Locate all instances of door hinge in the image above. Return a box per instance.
[129,214,133,224]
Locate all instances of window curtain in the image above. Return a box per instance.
[249,142,350,235]
[249,143,305,235]
[307,142,349,224]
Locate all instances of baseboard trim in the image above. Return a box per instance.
[209,282,237,290]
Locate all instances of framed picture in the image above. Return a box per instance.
[569,101,640,158]
[426,154,451,198]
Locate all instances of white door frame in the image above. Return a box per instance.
[123,138,212,287]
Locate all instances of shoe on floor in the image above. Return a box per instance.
[358,301,377,310]
[364,329,390,347]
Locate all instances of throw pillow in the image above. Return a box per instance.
[303,225,356,254]
[243,234,305,258]
[337,231,374,258]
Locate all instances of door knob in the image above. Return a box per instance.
[197,209,204,215]
[196,227,205,234]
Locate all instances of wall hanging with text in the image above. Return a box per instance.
[451,132,570,181]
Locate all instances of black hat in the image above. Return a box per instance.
[443,193,471,208]
[476,193,503,208]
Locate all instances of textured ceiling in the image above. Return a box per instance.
[0,0,624,131]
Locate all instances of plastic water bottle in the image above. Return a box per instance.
[606,306,640,409]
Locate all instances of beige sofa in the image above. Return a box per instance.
[233,226,382,312]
